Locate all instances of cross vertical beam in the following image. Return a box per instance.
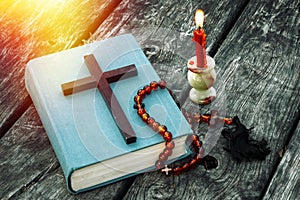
[61,54,137,144]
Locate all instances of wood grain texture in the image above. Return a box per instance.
[0,106,57,199]
[0,106,135,199]
[0,0,121,138]
[124,0,300,199]
[262,122,300,200]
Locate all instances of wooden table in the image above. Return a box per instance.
[1,0,299,199]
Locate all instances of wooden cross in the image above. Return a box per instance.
[161,165,172,175]
[61,54,137,144]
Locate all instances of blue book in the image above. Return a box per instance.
[25,34,192,193]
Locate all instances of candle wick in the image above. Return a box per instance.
[198,26,201,31]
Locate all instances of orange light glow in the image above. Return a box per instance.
[195,9,204,28]
[0,0,103,58]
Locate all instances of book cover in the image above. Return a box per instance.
[25,34,193,193]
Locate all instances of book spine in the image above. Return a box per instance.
[25,63,70,178]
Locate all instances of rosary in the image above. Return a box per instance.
[133,80,271,175]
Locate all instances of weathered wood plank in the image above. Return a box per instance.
[0,106,57,199]
[6,0,250,198]
[0,106,135,199]
[262,121,300,200]
[0,0,121,138]
[124,0,300,199]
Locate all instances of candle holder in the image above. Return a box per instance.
[187,55,216,105]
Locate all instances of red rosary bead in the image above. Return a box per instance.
[143,85,152,94]
[141,113,149,122]
[163,131,172,142]
[163,148,172,157]
[194,140,202,148]
[151,122,160,131]
[173,167,182,175]
[158,80,167,89]
[224,117,233,125]
[147,117,155,125]
[166,141,175,149]
[182,163,190,171]
[134,95,142,104]
[189,158,198,167]
[150,81,159,90]
[137,108,146,116]
[192,134,199,142]
[201,114,211,123]
[137,89,146,98]
[159,152,168,162]
[158,125,167,135]
[155,160,164,169]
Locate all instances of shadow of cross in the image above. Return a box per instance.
[61,54,137,144]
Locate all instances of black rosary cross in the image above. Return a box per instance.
[61,54,137,144]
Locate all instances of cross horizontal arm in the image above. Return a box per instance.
[104,64,137,83]
[61,56,137,96]
[62,76,96,96]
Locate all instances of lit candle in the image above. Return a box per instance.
[193,9,207,68]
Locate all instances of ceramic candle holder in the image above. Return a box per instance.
[187,55,216,104]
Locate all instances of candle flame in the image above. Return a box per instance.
[195,9,204,28]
